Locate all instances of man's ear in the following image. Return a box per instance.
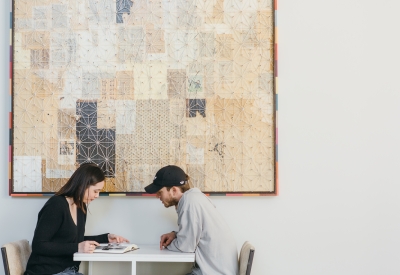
[172,186,183,195]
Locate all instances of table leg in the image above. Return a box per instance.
[131,261,137,275]
[88,262,93,275]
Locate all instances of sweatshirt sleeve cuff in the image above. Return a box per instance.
[167,239,182,252]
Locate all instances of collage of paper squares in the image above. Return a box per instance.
[12,0,275,193]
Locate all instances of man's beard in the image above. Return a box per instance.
[163,197,179,208]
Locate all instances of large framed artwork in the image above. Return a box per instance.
[9,0,277,196]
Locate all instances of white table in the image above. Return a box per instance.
[73,245,195,275]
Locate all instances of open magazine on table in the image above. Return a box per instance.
[93,243,139,254]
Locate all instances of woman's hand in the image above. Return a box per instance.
[160,231,176,250]
[78,240,99,253]
[108,233,129,243]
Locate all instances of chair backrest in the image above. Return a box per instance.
[1,239,31,275]
[239,241,255,275]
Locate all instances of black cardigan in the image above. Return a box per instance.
[25,195,109,275]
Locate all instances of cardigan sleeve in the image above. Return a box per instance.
[31,198,78,256]
[84,233,109,243]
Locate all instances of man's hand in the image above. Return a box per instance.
[108,233,130,243]
[160,231,176,250]
[78,240,99,253]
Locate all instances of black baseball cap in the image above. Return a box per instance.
[144,165,187,194]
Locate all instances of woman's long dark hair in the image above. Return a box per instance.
[56,163,105,213]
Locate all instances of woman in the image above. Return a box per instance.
[25,163,129,275]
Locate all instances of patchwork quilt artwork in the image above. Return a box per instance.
[12,0,275,193]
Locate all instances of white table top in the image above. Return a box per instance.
[73,244,195,263]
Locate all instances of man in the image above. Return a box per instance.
[145,165,239,275]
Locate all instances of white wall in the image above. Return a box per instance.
[2,0,400,274]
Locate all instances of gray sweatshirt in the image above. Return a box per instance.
[167,188,238,275]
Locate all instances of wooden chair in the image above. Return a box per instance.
[1,239,31,275]
[239,241,255,275]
